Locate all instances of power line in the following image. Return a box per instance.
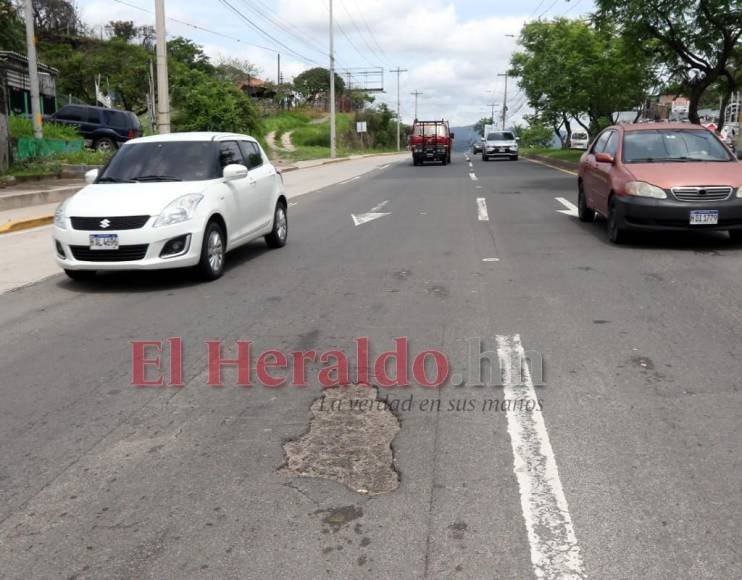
[529,0,547,18]
[321,0,377,67]
[563,0,586,16]
[538,0,563,19]
[350,0,390,64]
[237,0,330,60]
[338,0,385,67]
[218,0,324,66]
[111,0,280,54]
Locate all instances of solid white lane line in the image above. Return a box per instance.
[476,198,489,221]
[288,202,298,207]
[555,197,579,217]
[469,172,479,181]
[496,335,586,580]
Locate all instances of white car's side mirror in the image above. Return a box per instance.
[85,169,99,184]
[223,163,248,181]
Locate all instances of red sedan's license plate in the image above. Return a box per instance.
[689,210,719,225]
[89,233,119,250]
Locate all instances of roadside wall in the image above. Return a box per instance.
[0,114,8,172]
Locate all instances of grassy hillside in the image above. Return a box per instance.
[263,110,398,162]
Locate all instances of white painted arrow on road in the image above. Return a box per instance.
[555,197,579,217]
[352,200,390,226]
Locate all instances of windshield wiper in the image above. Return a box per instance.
[131,175,182,182]
[96,176,133,183]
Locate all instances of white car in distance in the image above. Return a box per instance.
[53,132,288,282]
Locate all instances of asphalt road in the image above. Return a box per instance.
[0,153,740,579]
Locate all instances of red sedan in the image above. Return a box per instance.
[577,123,742,243]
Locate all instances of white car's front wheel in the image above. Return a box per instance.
[198,221,226,281]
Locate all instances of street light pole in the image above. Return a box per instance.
[411,90,423,120]
[154,0,170,134]
[329,0,336,159]
[390,67,407,151]
[23,0,43,139]
[498,73,509,130]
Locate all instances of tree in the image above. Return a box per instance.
[293,67,345,102]
[510,17,658,140]
[169,62,262,137]
[596,0,742,124]
[23,0,81,37]
[39,37,150,113]
[473,117,495,137]
[167,37,213,74]
[106,20,136,43]
[513,118,555,148]
[215,56,261,84]
[0,0,24,52]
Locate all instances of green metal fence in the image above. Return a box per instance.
[15,136,84,161]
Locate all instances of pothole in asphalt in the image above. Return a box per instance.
[280,385,400,496]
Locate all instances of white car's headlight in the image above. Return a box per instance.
[153,194,204,227]
[625,181,667,199]
[54,199,69,229]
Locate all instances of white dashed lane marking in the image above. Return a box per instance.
[476,198,489,221]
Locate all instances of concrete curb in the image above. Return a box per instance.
[522,153,579,173]
[0,185,82,212]
[277,152,400,174]
[0,152,405,234]
[0,215,54,234]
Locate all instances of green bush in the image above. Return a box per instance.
[8,116,80,141]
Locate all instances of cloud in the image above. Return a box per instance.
[76,0,536,125]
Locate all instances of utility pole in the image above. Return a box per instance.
[154,0,170,134]
[390,67,407,151]
[277,53,281,85]
[498,73,509,130]
[328,0,336,159]
[411,90,423,120]
[23,0,43,139]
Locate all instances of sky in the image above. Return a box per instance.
[76,0,596,127]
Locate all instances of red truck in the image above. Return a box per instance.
[409,120,454,166]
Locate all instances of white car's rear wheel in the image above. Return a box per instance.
[265,202,288,248]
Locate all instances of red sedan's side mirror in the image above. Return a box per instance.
[595,152,615,164]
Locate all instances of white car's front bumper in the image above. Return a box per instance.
[53,218,204,271]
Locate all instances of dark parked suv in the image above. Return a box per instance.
[50,105,142,151]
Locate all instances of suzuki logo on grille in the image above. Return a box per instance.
[99,218,111,229]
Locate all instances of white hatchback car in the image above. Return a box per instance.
[53,132,288,281]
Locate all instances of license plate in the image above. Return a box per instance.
[498,147,505,152]
[689,210,719,225]
[89,233,119,250]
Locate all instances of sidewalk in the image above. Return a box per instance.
[0,178,86,212]
[0,152,407,293]
[0,152,406,233]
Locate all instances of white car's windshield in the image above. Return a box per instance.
[487,132,515,141]
[98,141,220,182]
